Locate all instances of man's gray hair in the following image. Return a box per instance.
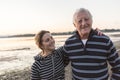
[73,8,92,24]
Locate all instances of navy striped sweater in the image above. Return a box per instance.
[63,29,120,80]
[31,47,68,80]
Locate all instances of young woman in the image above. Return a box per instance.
[31,30,69,80]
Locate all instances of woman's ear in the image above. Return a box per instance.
[38,44,43,50]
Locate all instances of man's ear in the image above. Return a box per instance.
[73,23,76,27]
[41,46,43,49]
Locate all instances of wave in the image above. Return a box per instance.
[0,47,30,51]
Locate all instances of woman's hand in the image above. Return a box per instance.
[95,28,103,36]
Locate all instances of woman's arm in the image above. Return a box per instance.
[31,62,41,80]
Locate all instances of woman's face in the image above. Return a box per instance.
[41,33,55,52]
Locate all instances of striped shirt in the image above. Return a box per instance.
[31,47,68,80]
[63,29,120,80]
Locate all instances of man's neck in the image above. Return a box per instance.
[79,33,89,39]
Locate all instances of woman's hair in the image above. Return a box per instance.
[35,30,50,49]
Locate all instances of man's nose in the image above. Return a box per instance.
[81,20,85,26]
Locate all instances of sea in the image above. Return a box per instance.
[0,32,120,75]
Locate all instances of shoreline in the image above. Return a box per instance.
[0,41,120,80]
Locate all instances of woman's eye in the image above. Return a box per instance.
[78,20,82,23]
[45,38,50,42]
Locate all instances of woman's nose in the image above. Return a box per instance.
[50,38,54,43]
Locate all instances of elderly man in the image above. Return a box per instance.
[63,8,120,80]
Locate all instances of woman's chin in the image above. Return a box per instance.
[50,47,55,51]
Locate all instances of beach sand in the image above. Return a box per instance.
[0,41,120,80]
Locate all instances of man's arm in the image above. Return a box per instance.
[58,46,70,67]
[63,50,70,67]
[107,40,120,80]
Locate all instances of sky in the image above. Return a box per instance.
[0,0,120,35]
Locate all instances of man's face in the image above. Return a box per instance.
[74,11,92,38]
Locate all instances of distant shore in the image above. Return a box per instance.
[0,29,120,38]
[0,40,120,80]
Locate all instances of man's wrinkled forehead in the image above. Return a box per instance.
[76,10,91,18]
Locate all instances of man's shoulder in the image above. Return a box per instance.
[66,34,77,42]
[92,32,110,41]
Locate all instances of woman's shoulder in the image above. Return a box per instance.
[53,46,64,57]
[55,46,63,53]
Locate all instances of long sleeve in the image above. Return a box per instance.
[57,46,69,67]
[107,40,120,80]
[31,62,41,80]
[63,50,70,67]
